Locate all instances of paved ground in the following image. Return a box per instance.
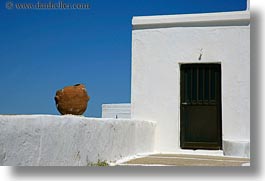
[120,154,250,166]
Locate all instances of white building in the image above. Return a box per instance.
[131,10,250,158]
[0,9,250,166]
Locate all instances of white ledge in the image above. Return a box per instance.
[132,11,250,29]
[0,115,156,166]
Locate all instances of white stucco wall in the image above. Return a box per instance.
[0,115,155,166]
[131,11,250,157]
[102,103,131,119]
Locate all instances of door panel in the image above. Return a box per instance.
[180,64,222,150]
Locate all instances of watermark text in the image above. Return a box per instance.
[6,1,91,10]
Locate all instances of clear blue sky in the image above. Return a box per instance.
[0,0,247,117]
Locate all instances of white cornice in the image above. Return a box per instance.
[132,11,250,29]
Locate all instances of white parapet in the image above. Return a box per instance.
[102,103,131,119]
[132,11,250,29]
[0,115,155,166]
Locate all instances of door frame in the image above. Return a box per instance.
[179,63,223,150]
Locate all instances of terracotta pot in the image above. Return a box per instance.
[55,84,90,115]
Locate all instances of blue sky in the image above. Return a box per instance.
[0,0,247,117]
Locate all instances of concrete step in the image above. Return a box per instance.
[119,154,250,166]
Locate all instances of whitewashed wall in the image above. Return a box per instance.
[0,115,155,166]
[102,104,131,119]
[131,11,250,157]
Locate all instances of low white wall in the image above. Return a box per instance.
[131,11,250,157]
[0,115,155,166]
[223,140,250,158]
[102,103,131,119]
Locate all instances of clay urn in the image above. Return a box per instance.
[54,84,90,115]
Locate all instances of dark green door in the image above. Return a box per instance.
[180,64,222,150]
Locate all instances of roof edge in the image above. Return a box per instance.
[132,11,250,29]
